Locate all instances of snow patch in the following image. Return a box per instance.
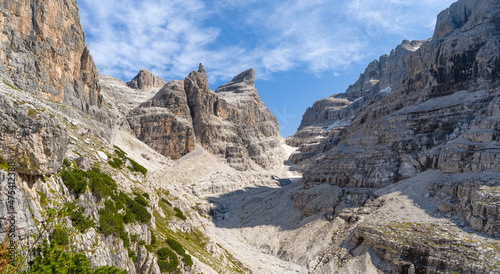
[327,119,351,130]
[377,87,392,95]
[353,97,363,103]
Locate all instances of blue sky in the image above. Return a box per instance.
[77,0,457,137]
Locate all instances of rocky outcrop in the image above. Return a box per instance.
[127,69,167,90]
[128,64,284,170]
[0,0,104,116]
[288,39,424,150]
[127,81,195,160]
[185,65,284,170]
[291,0,500,191]
[0,85,68,175]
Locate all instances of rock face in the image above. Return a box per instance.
[0,83,68,175]
[291,0,500,189]
[127,69,167,90]
[286,0,500,271]
[0,0,103,115]
[128,64,284,170]
[127,80,195,160]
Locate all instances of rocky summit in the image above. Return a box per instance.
[0,0,499,273]
[127,69,168,90]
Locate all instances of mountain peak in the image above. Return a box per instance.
[231,68,255,86]
[127,69,167,90]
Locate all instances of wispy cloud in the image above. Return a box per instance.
[77,0,456,85]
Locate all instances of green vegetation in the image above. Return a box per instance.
[134,193,149,207]
[127,248,136,261]
[142,193,150,200]
[0,157,9,170]
[150,229,156,245]
[29,240,92,274]
[86,168,117,201]
[61,167,88,196]
[166,238,186,256]
[93,265,128,274]
[37,191,48,207]
[50,228,69,246]
[156,247,179,273]
[182,254,193,267]
[65,203,94,233]
[108,158,123,169]
[111,146,147,175]
[63,159,71,167]
[174,207,187,221]
[113,146,127,159]
[161,198,172,206]
[127,158,147,175]
[99,200,129,247]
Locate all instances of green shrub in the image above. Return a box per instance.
[166,238,186,256]
[130,234,139,243]
[98,200,124,238]
[108,157,123,168]
[93,265,128,274]
[142,193,150,199]
[156,247,179,273]
[68,205,94,233]
[37,191,48,207]
[29,240,92,273]
[126,198,151,224]
[127,158,147,175]
[127,248,136,260]
[150,229,156,245]
[134,193,149,207]
[61,167,88,196]
[50,228,68,246]
[174,207,187,221]
[157,259,178,273]
[63,159,71,167]
[161,198,172,206]
[87,168,117,201]
[138,240,146,246]
[114,146,127,158]
[182,254,193,267]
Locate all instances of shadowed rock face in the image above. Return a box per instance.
[289,0,500,241]
[128,65,284,170]
[127,69,167,90]
[0,0,103,115]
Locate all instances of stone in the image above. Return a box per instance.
[0,92,68,175]
[437,201,455,213]
[0,0,108,121]
[127,80,196,160]
[76,157,90,170]
[97,151,108,161]
[127,69,167,90]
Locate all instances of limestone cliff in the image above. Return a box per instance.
[286,0,500,271]
[127,80,195,160]
[0,0,104,117]
[127,64,284,170]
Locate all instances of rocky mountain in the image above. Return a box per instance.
[0,0,107,120]
[127,69,167,90]
[284,0,500,271]
[0,0,499,273]
[126,64,284,170]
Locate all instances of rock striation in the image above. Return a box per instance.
[127,80,195,160]
[286,0,500,271]
[0,0,104,116]
[127,64,284,170]
[127,69,167,90]
[291,0,500,189]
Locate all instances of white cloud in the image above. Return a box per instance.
[77,0,457,85]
